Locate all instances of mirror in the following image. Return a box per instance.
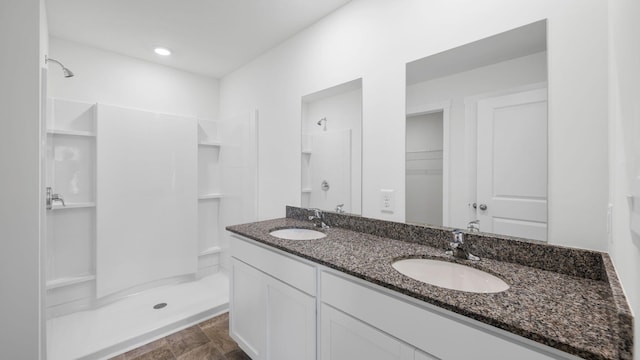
[405,20,548,241]
[301,79,362,215]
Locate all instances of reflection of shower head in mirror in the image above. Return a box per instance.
[317,117,327,131]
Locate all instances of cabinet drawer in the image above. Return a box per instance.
[231,234,316,295]
[321,271,571,360]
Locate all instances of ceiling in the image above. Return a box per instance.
[406,20,547,85]
[46,0,352,78]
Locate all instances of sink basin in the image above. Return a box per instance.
[392,259,509,293]
[269,228,327,240]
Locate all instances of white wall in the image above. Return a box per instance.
[407,52,547,229]
[220,0,609,251]
[608,0,640,357]
[0,0,45,358]
[48,37,219,119]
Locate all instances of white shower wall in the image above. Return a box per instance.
[95,105,198,298]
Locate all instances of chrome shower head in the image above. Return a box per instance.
[317,117,327,130]
[62,67,74,78]
[45,56,75,78]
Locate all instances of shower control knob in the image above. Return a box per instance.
[479,204,488,211]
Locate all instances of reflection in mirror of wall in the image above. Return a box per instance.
[405,20,548,241]
[301,79,362,215]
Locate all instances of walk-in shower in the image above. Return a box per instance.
[44,96,258,359]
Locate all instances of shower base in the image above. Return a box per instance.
[47,272,229,360]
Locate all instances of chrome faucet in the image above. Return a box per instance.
[335,204,345,213]
[308,209,330,229]
[446,229,480,261]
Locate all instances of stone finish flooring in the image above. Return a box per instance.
[110,313,250,360]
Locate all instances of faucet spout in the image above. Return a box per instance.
[308,208,330,229]
[446,229,479,261]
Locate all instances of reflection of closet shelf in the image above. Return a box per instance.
[46,274,96,290]
[301,188,312,193]
[198,193,223,200]
[47,129,96,137]
[199,246,222,257]
[406,149,443,161]
[51,202,96,210]
[198,141,222,147]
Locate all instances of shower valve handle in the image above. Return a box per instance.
[46,187,66,210]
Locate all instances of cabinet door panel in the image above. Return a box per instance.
[321,304,413,360]
[230,258,265,359]
[266,278,316,360]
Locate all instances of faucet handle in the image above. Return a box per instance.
[452,229,464,243]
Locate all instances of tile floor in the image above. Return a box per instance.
[110,313,250,360]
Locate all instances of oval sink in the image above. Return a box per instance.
[392,259,509,293]
[269,228,327,240]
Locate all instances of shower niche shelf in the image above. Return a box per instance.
[197,119,223,277]
[51,202,96,210]
[199,246,222,257]
[47,129,97,137]
[198,141,222,147]
[46,98,97,312]
[198,193,224,200]
[46,274,96,290]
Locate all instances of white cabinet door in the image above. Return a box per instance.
[320,304,414,360]
[230,258,266,359]
[265,277,316,360]
[230,253,316,360]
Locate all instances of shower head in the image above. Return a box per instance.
[62,67,74,78]
[45,56,75,78]
[317,117,327,130]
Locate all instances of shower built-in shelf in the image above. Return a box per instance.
[198,141,222,147]
[46,274,96,290]
[301,188,312,193]
[47,129,97,137]
[198,193,223,200]
[302,150,312,155]
[51,202,96,210]
[198,246,222,257]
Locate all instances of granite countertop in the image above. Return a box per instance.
[226,211,633,360]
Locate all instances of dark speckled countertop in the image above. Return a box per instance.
[226,207,634,360]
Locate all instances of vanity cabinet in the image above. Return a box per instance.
[230,234,576,360]
[229,235,316,360]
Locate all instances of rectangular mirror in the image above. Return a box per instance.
[405,20,548,241]
[301,79,362,215]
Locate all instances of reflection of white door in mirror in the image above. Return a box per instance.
[476,88,548,240]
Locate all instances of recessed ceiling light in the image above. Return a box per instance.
[154,47,171,56]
